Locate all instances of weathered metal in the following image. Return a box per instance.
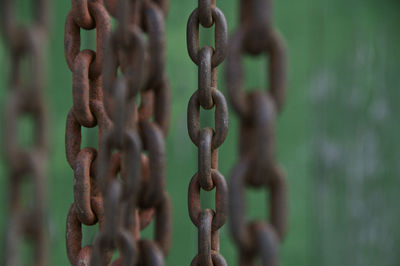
[64,0,171,265]
[186,0,229,265]
[226,0,288,265]
[1,0,49,265]
[2,0,290,264]
[64,1,112,264]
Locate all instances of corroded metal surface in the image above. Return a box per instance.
[1,0,49,265]
[64,0,171,265]
[226,0,288,265]
[186,1,229,265]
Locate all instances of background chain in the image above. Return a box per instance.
[90,0,172,265]
[1,0,49,265]
[186,1,229,265]
[226,0,288,265]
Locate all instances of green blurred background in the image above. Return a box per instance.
[1,0,399,265]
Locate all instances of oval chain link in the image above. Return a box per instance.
[226,0,288,265]
[89,0,172,265]
[1,0,49,265]
[64,0,113,264]
[187,1,229,265]
[4,0,289,264]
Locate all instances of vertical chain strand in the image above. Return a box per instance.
[187,1,229,265]
[64,0,112,264]
[226,0,288,265]
[90,0,144,262]
[90,0,172,265]
[1,0,49,265]
[134,0,173,262]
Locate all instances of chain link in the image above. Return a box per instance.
[3,0,289,264]
[90,0,171,265]
[226,0,288,265]
[1,0,49,265]
[65,0,170,264]
[64,0,113,264]
[187,1,229,265]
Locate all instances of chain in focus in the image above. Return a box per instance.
[90,0,171,265]
[1,0,49,265]
[226,0,287,265]
[64,0,112,264]
[187,1,229,265]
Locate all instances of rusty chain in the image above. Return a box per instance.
[90,0,171,265]
[0,0,288,264]
[226,0,287,265]
[64,0,170,265]
[1,0,49,265]
[187,1,229,265]
[64,0,112,264]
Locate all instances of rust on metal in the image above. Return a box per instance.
[62,0,173,265]
[1,0,49,265]
[64,1,113,264]
[226,0,288,264]
[186,0,229,264]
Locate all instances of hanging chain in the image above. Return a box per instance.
[64,0,112,264]
[2,0,287,264]
[1,0,49,265]
[89,0,171,265]
[186,1,229,265]
[226,0,287,265]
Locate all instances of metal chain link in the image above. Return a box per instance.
[3,0,287,264]
[131,6,173,262]
[90,0,171,265]
[1,0,49,265]
[226,0,288,265]
[187,1,229,265]
[64,0,112,264]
